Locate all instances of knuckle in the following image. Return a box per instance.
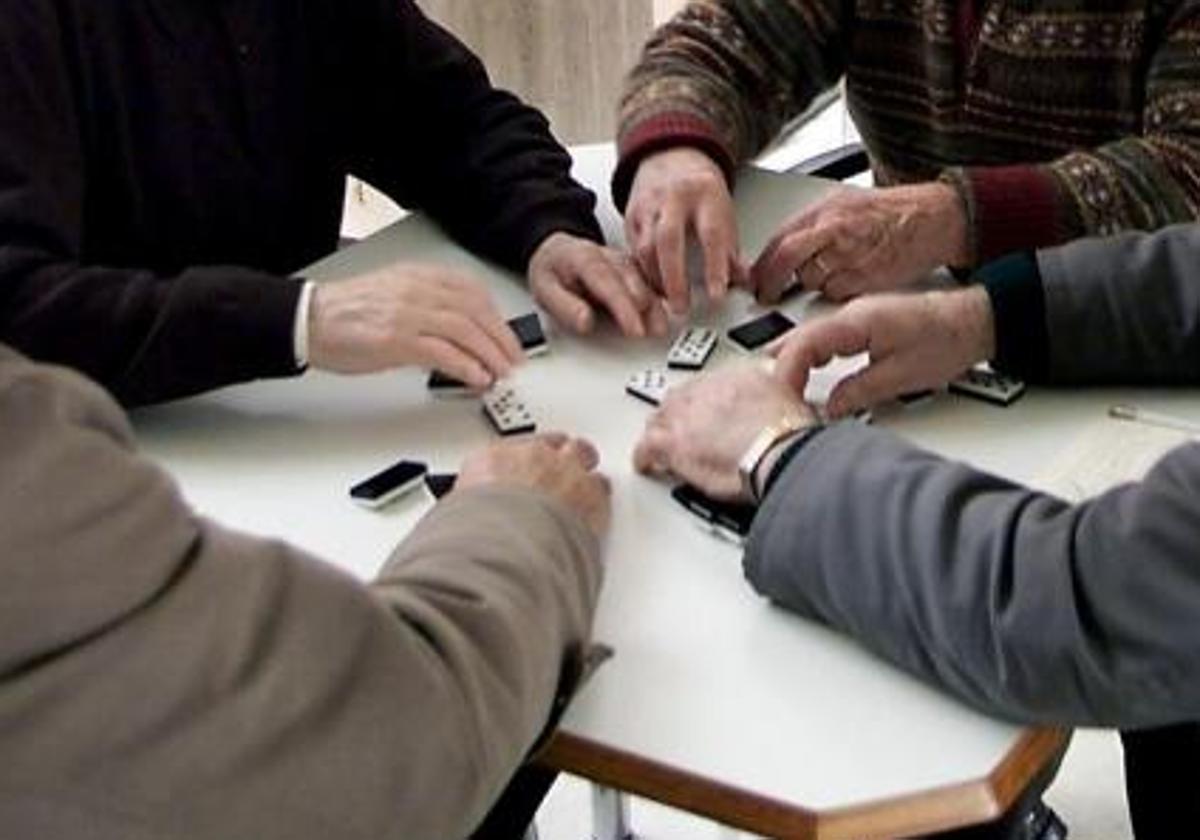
[844,298,871,321]
[696,220,725,242]
[581,253,611,277]
[656,223,683,249]
[678,172,712,195]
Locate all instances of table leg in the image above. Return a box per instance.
[591,785,633,840]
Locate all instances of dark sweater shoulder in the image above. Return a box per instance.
[55,0,347,274]
[0,0,598,404]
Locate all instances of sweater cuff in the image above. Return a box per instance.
[211,271,306,380]
[977,251,1049,382]
[943,165,1067,264]
[612,112,736,212]
[292,279,314,368]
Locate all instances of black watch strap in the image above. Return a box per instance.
[760,424,826,501]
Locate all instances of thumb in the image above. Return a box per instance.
[774,315,868,396]
[773,339,814,397]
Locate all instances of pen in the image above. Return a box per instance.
[1108,404,1200,435]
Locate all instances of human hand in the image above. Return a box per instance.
[528,232,668,338]
[751,182,970,303]
[458,433,612,538]
[624,147,745,316]
[633,363,818,501]
[308,263,523,388]
[770,286,995,417]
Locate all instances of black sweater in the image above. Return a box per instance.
[0,0,602,406]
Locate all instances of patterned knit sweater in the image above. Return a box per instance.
[615,0,1200,264]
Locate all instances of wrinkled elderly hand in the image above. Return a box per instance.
[458,433,612,538]
[624,148,745,315]
[770,287,996,417]
[633,363,818,501]
[751,182,971,303]
[309,263,523,388]
[529,232,668,339]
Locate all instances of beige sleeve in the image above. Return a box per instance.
[0,347,603,840]
[371,486,604,836]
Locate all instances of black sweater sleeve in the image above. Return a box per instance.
[977,251,1049,382]
[0,3,302,407]
[342,0,603,271]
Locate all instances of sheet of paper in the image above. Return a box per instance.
[1034,418,1195,503]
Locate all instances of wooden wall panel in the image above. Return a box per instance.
[655,0,688,21]
[417,0,668,143]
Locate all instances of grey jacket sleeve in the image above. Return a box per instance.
[1038,222,1200,384]
[0,347,602,840]
[743,422,1200,729]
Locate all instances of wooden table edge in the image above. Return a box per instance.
[538,726,1070,839]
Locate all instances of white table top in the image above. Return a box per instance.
[126,145,1141,838]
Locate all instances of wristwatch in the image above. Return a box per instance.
[737,414,812,504]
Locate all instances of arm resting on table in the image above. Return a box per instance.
[0,346,602,840]
[0,5,303,406]
[744,421,1200,729]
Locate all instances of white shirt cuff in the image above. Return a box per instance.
[292,280,315,368]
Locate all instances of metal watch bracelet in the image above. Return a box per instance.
[737,415,811,504]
